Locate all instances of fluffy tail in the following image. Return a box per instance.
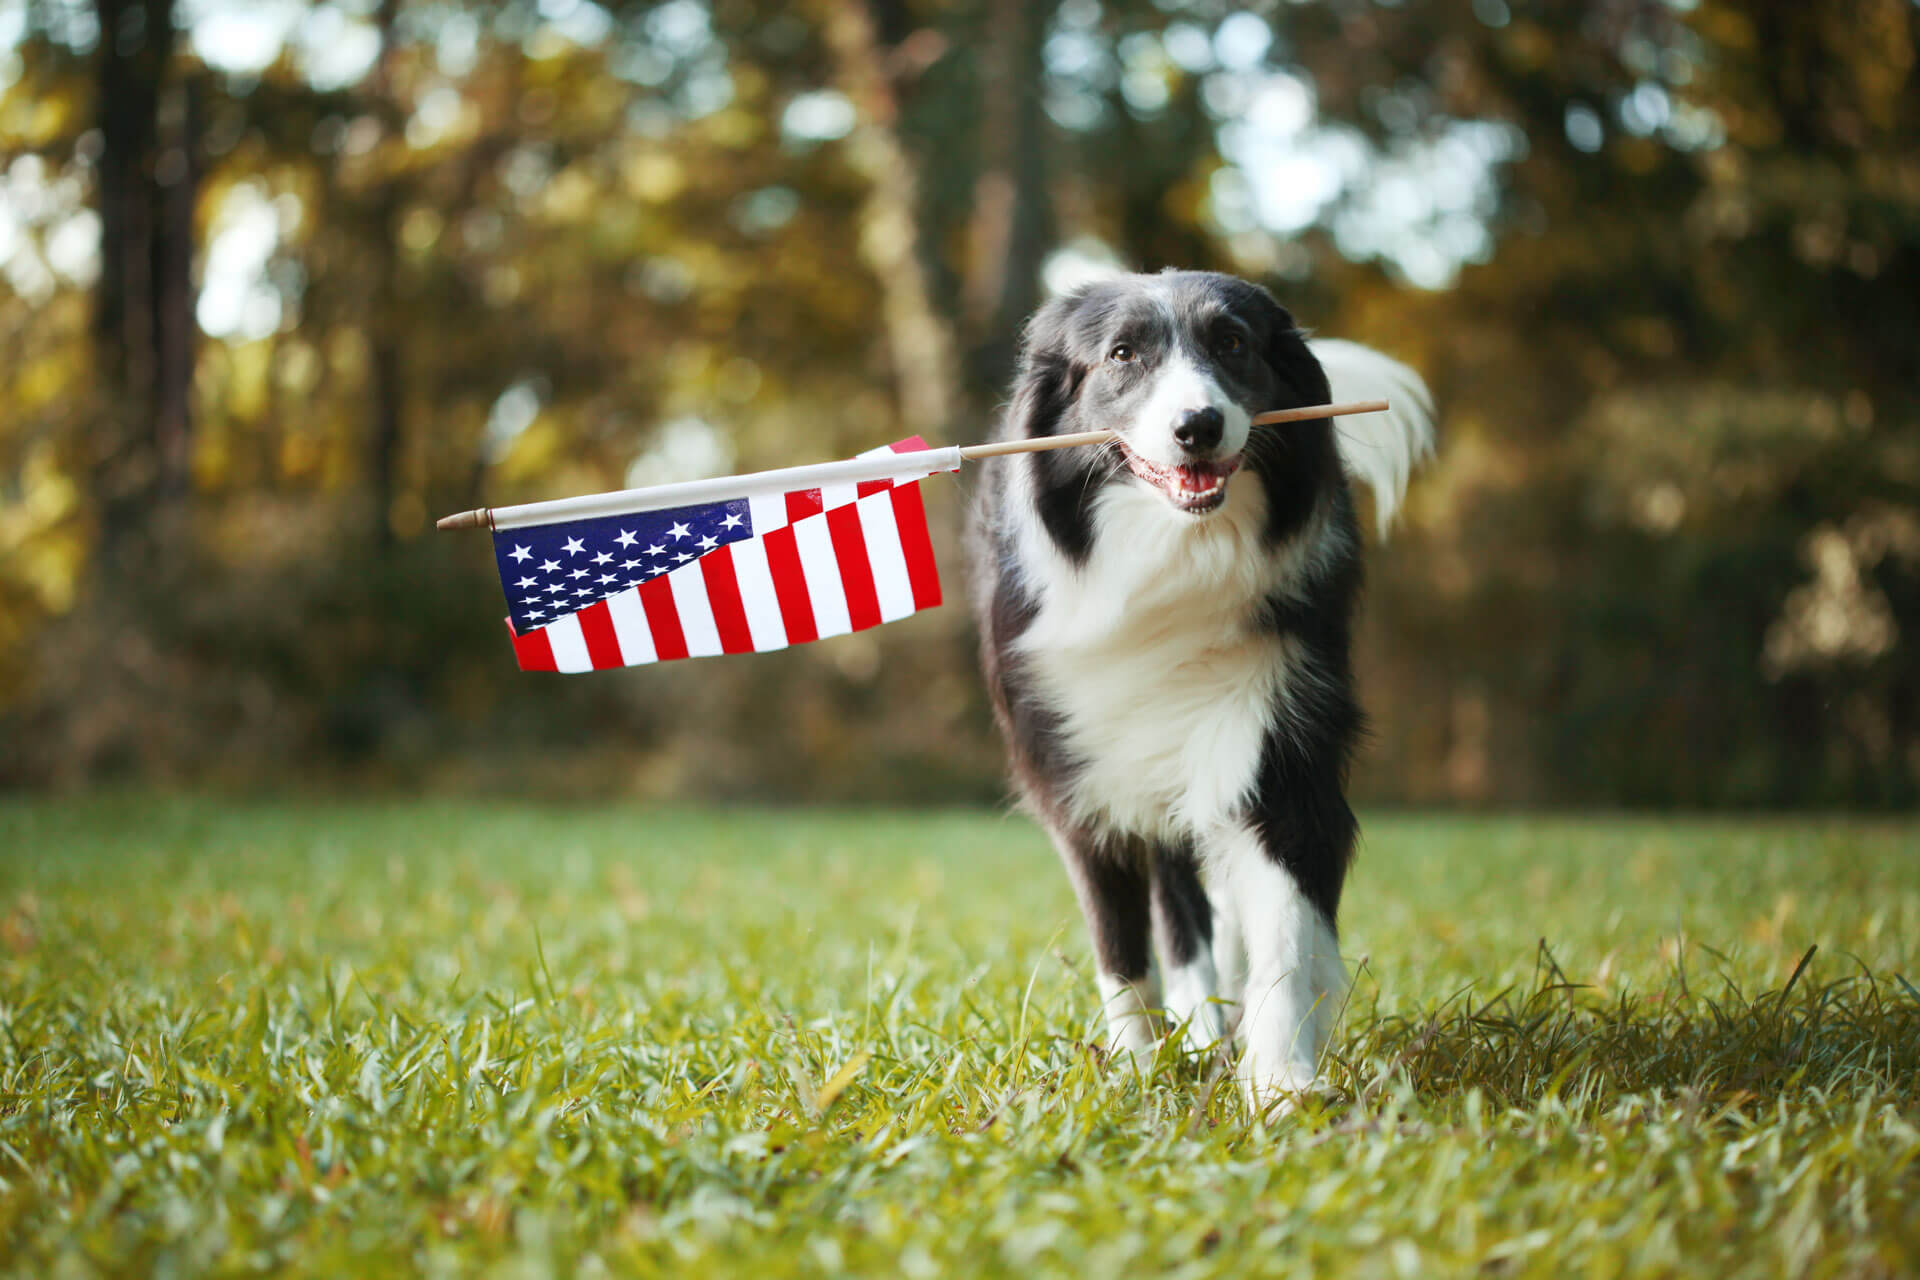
[1309,339,1435,538]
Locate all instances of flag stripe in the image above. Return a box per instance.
[792,512,853,637]
[890,482,942,609]
[727,532,789,652]
[509,620,558,671]
[638,576,689,661]
[606,589,657,665]
[787,489,823,523]
[546,612,593,673]
[819,481,858,512]
[577,600,623,670]
[667,563,723,657]
[762,524,818,645]
[748,491,789,535]
[856,479,891,498]
[856,490,917,622]
[827,503,883,632]
[699,545,755,654]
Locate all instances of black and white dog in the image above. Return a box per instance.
[968,269,1433,1110]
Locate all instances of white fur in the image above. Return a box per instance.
[1162,948,1228,1054]
[1009,466,1296,841]
[1205,820,1348,1113]
[1309,338,1435,537]
[1097,970,1160,1067]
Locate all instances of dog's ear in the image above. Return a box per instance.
[1008,292,1091,440]
[1246,285,1332,406]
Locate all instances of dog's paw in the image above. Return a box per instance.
[1237,1056,1323,1120]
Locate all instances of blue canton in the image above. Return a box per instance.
[491,498,754,633]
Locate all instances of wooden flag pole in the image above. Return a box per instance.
[436,399,1389,531]
[953,399,1389,460]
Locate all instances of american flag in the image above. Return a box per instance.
[491,438,943,672]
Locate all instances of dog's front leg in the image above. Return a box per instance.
[1208,819,1349,1115]
[1050,825,1160,1070]
[1150,850,1228,1055]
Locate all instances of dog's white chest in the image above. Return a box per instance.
[1013,481,1297,839]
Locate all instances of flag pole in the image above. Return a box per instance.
[435,399,1390,531]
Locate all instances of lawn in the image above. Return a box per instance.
[1,797,1917,1277]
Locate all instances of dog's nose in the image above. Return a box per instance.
[1174,406,1224,454]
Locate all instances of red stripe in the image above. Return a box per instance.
[855,479,893,498]
[786,489,823,523]
[576,599,623,670]
[827,503,882,631]
[889,435,931,453]
[890,483,942,609]
[699,546,755,654]
[507,618,557,672]
[762,525,817,644]
[638,576,689,661]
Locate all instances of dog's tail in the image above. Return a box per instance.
[1309,339,1435,538]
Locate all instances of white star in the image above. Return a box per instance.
[697,534,718,550]
[547,584,567,594]
[598,574,617,584]
[676,550,694,562]
[516,576,538,589]
[575,587,594,596]
[628,580,646,589]
[645,543,665,556]
[720,513,743,530]
[614,530,638,547]
[592,551,613,565]
[562,537,586,555]
[570,568,589,579]
[622,559,640,570]
[539,559,561,573]
[509,544,533,562]
[667,522,691,540]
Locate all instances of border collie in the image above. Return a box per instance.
[968,269,1434,1111]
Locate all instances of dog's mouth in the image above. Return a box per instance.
[1119,445,1242,515]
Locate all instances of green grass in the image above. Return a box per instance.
[2,797,1917,1277]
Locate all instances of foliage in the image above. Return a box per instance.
[0,0,1916,804]
[0,798,1917,1275]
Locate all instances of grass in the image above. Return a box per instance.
[1,796,1917,1277]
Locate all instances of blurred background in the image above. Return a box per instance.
[0,0,1914,808]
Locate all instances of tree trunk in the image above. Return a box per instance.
[368,0,407,548]
[965,0,1055,391]
[817,0,961,438]
[93,0,190,569]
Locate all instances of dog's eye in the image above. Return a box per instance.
[1217,331,1246,356]
[1108,343,1136,364]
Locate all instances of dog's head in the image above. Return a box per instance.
[1011,270,1336,522]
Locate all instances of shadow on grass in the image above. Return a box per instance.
[1324,945,1920,1116]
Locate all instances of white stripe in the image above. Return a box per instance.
[819,481,859,511]
[791,514,852,637]
[726,537,788,652]
[605,589,657,666]
[668,561,723,656]
[748,491,789,534]
[856,490,916,622]
[545,612,592,673]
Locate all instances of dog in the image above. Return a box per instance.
[967,268,1433,1110]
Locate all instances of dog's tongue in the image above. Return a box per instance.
[1125,452,1241,511]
